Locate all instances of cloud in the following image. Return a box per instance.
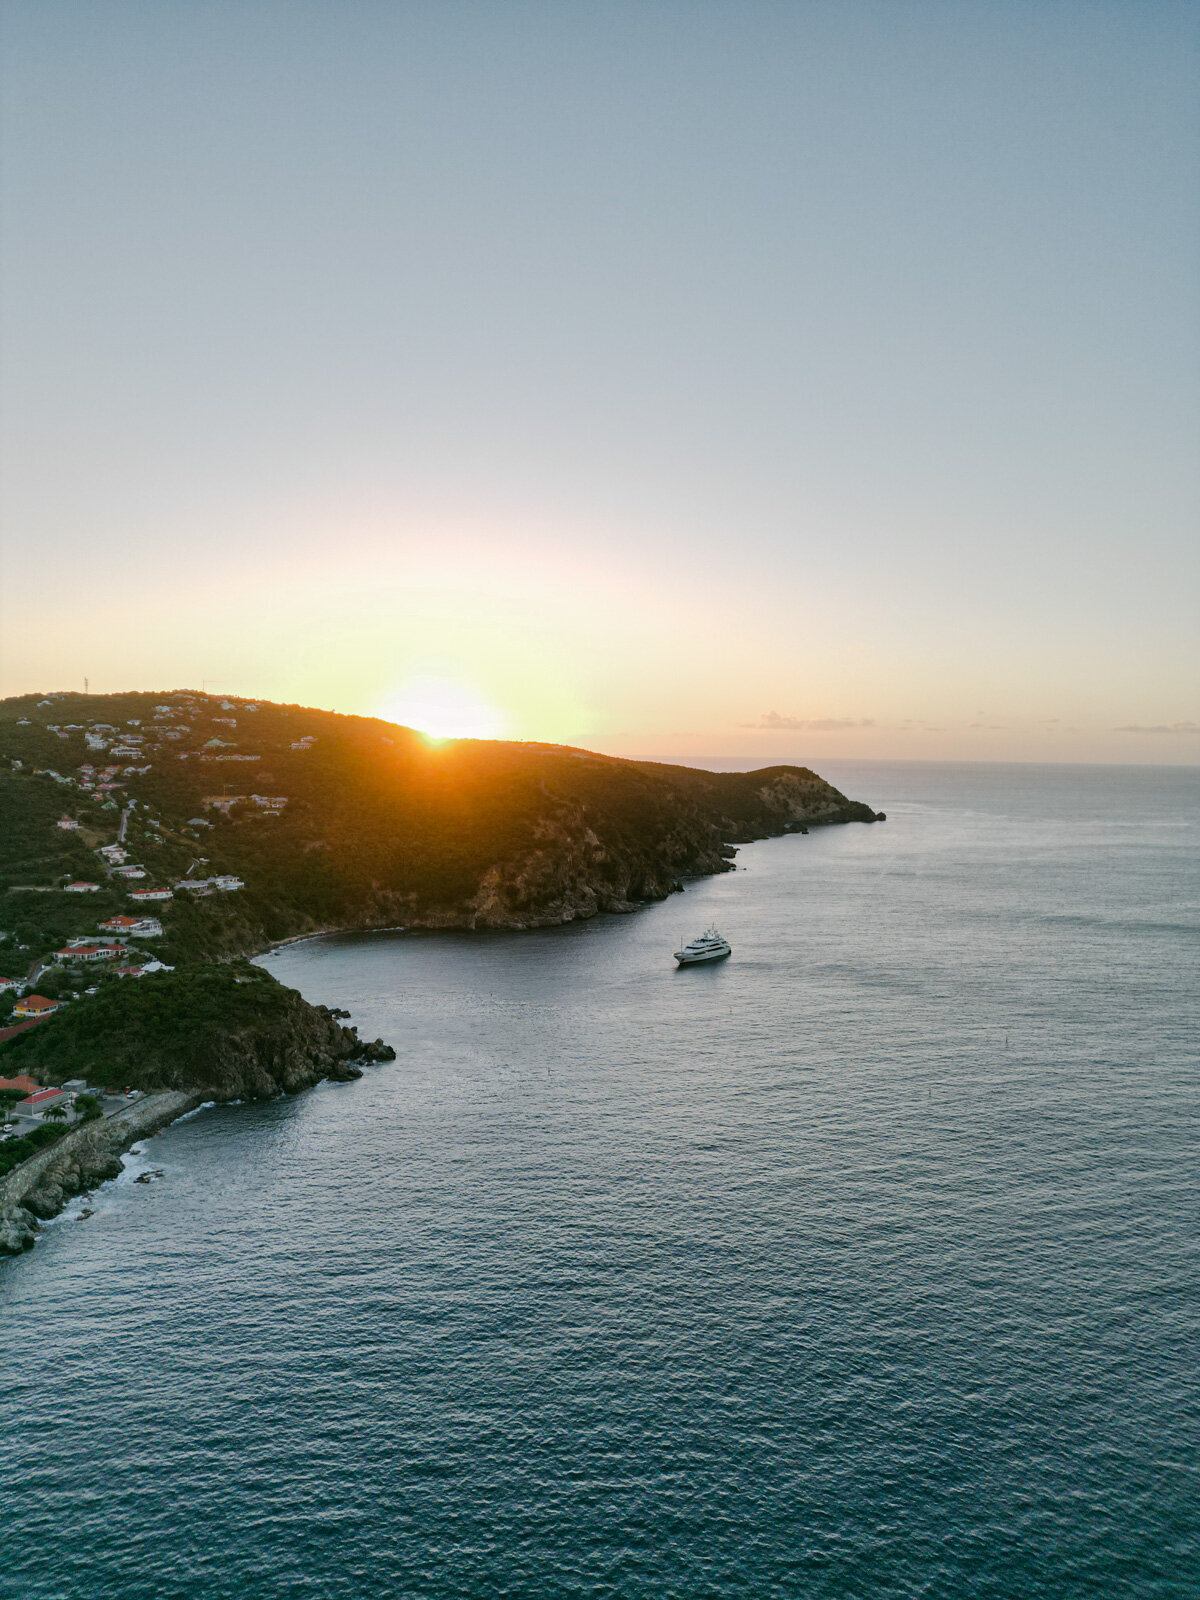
[748,712,876,731]
[1113,721,1200,735]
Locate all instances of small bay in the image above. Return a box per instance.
[2,761,1197,1599]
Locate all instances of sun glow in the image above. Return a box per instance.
[380,675,508,742]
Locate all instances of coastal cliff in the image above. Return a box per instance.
[3,963,392,1101]
[0,965,396,1253]
[412,768,880,929]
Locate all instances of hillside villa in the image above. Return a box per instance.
[100,915,164,937]
[13,996,59,1018]
[53,943,127,964]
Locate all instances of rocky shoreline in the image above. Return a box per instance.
[0,1090,200,1253]
[0,978,397,1256]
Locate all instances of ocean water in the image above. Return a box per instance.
[1,761,1197,1600]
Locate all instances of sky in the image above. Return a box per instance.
[1,0,1197,764]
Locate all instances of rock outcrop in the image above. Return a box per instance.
[398,766,884,931]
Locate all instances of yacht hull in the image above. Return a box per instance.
[674,946,731,965]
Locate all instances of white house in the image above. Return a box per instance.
[63,881,100,893]
[54,943,125,964]
[100,914,163,937]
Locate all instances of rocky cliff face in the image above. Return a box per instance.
[148,996,381,1100]
[398,766,883,931]
[0,998,398,1254]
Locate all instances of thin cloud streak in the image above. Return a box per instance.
[748,712,876,731]
[1113,721,1199,735]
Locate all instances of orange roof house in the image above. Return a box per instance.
[13,995,59,1018]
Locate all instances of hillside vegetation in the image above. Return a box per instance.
[3,963,381,1098]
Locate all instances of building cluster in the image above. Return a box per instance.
[1,1072,141,1136]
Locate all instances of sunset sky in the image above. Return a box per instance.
[2,1,1197,764]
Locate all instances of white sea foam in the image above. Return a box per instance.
[175,1100,217,1122]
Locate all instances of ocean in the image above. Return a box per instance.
[1,761,1197,1599]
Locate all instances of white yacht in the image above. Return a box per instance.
[674,927,732,966]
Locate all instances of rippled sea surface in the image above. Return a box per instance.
[2,762,1197,1600]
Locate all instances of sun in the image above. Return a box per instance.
[380,675,507,742]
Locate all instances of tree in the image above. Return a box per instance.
[42,1102,68,1121]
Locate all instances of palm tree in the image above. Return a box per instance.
[43,1103,69,1122]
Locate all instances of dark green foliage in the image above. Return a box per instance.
[0,1121,65,1178]
[3,962,306,1092]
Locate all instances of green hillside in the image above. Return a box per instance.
[0,689,882,963]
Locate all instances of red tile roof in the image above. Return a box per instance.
[0,1021,49,1045]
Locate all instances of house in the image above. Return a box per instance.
[202,795,246,814]
[213,875,244,892]
[101,915,163,937]
[13,995,59,1018]
[56,817,82,831]
[64,881,101,893]
[128,887,173,902]
[0,978,23,994]
[54,944,125,963]
[15,1087,70,1121]
[175,878,214,896]
[112,865,147,880]
[0,1075,43,1096]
